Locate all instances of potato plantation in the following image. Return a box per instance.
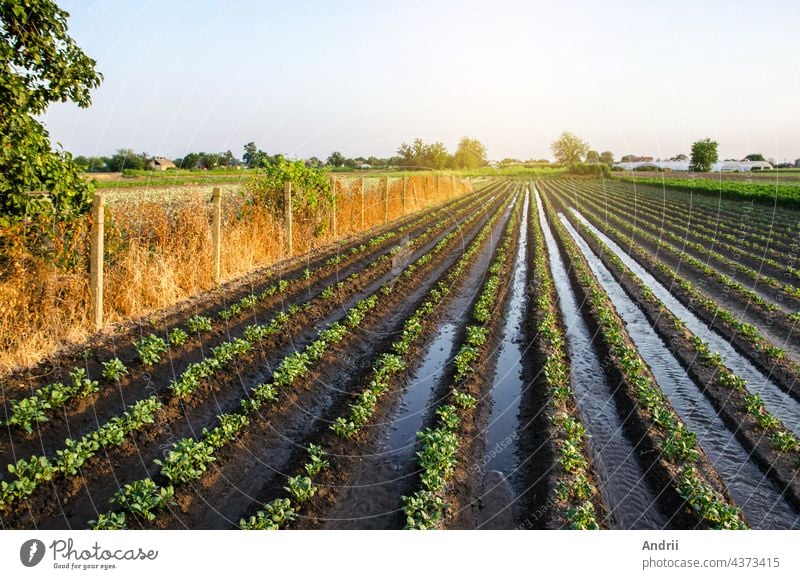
[2,177,799,530]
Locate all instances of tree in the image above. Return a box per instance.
[426,142,450,169]
[218,150,236,167]
[499,158,521,167]
[177,152,201,169]
[243,142,268,168]
[550,132,589,165]
[326,151,346,167]
[199,152,220,169]
[669,153,688,162]
[452,137,487,169]
[0,0,102,224]
[690,138,719,172]
[397,138,428,169]
[397,138,451,169]
[744,153,765,162]
[585,150,600,164]
[600,151,614,165]
[106,149,146,172]
[245,155,332,230]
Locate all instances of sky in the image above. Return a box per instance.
[43,0,800,163]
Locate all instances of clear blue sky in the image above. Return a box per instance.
[43,0,800,163]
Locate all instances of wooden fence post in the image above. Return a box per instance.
[384,177,389,223]
[349,178,354,232]
[284,181,293,257]
[402,176,407,215]
[212,187,221,284]
[331,178,337,239]
[361,177,366,229]
[90,192,105,331]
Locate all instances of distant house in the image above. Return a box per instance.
[795,159,800,168]
[357,163,371,170]
[150,157,176,171]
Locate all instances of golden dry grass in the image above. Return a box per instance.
[0,175,470,375]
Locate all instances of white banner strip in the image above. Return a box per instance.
[0,530,797,578]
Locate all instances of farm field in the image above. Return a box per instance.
[616,175,800,207]
[2,177,800,530]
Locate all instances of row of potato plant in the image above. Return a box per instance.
[0,187,500,513]
[235,187,519,530]
[565,207,800,469]
[529,190,602,529]
[89,188,513,529]
[0,185,495,436]
[552,181,800,329]
[541,190,747,530]
[331,191,513,439]
[569,181,800,299]
[552,184,800,394]
[402,191,524,529]
[579,180,798,280]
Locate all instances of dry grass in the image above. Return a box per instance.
[0,174,471,375]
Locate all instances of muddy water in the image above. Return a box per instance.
[476,191,531,528]
[535,191,666,530]
[321,197,516,529]
[562,190,800,365]
[483,191,530,473]
[322,322,459,529]
[571,209,800,437]
[560,215,800,530]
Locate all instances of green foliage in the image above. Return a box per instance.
[567,162,611,178]
[1,455,54,508]
[451,389,477,410]
[203,413,249,450]
[403,489,446,529]
[102,358,128,381]
[239,498,296,530]
[186,315,212,334]
[90,511,127,530]
[155,438,216,483]
[304,444,330,477]
[285,475,317,503]
[135,334,168,366]
[0,0,101,224]
[397,138,450,169]
[452,137,488,169]
[690,138,719,172]
[105,149,146,172]
[416,427,459,492]
[245,155,332,219]
[4,367,98,433]
[567,501,600,530]
[676,466,745,529]
[168,327,189,347]
[771,431,800,453]
[111,479,174,522]
[550,131,589,165]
